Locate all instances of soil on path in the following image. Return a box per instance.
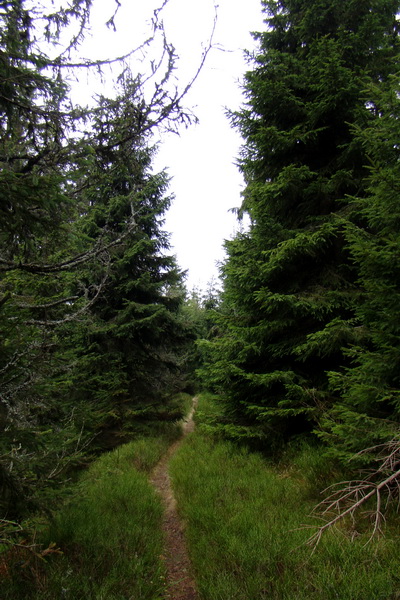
[150,398,199,600]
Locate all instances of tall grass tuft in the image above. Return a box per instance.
[1,432,181,600]
[169,394,400,600]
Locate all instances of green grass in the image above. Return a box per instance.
[1,393,193,599]
[5,392,400,599]
[1,430,183,600]
[169,393,400,600]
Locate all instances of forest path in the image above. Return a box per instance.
[150,397,199,600]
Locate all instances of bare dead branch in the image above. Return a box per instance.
[306,436,400,548]
[170,3,218,114]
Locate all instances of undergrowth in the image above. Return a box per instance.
[169,393,400,600]
[0,396,189,600]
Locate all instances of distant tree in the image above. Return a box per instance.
[199,0,400,449]
[179,280,222,392]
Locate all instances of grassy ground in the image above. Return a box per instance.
[169,393,400,600]
[4,391,400,599]
[1,401,189,600]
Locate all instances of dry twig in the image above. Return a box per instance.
[306,436,400,547]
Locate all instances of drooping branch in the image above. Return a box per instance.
[39,33,156,70]
[25,260,110,326]
[2,0,204,136]
[145,1,219,134]
[16,295,79,310]
[0,212,138,273]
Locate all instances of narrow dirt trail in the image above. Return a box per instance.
[150,398,199,600]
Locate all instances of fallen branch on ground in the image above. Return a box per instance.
[306,435,400,548]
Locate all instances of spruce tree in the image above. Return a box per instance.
[63,84,190,437]
[200,0,400,449]
[320,76,400,461]
[0,0,196,515]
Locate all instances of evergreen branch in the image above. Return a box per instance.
[39,34,155,69]
[41,0,93,58]
[16,295,79,310]
[24,263,110,326]
[0,518,23,532]
[0,214,138,273]
[0,348,30,377]
[46,426,94,480]
[0,92,83,119]
[1,372,34,404]
[0,291,11,308]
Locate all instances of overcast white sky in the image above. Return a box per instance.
[156,0,265,291]
[79,0,266,291]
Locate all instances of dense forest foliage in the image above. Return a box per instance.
[0,0,202,523]
[3,0,400,556]
[199,0,400,506]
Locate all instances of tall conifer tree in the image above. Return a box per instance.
[321,76,400,460]
[200,0,400,448]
